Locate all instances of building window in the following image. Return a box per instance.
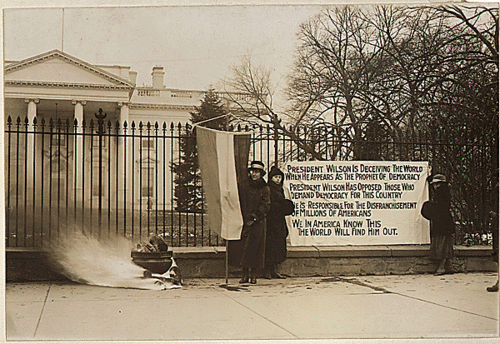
[141,166,154,198]
[92,135,107,148]
[91,167,106,197]
[51,135,66,147]
[142,138,155,150]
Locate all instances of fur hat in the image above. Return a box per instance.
[268,165,284,179]
[430,174,447,184]
[248,160,266,176]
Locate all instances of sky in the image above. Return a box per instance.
[3,4,324,105]
[5,1,494,106]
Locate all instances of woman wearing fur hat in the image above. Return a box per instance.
[264,166,293,279]
[228,161,270,284]
[421,174,455,275]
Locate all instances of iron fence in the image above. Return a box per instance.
[5,114,497,247]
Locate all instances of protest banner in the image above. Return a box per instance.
[284,161,430,246]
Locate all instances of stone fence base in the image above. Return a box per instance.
[6,245,497,282]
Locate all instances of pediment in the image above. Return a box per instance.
[5,50,134,88]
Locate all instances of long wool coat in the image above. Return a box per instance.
[228,177,270,269]
[421,183,455,259]
[429,184,455,236]
[265,180,289,266]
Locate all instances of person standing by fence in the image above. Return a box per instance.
[487,181,499,292]
[421,174,455,275]
[228,161,270,284]
[264,166,294,279]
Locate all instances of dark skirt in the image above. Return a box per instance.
[264,220,287,266]
[228,221,266,269]
[492,225,499,262]
[429,234,454,260]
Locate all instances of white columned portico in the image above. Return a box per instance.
[72,100,86,205]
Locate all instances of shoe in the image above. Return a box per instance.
[239,272,249,283]
[434,270,445,276]
[250,274,257,284]
[487,283,499,292]
[264,271,272,279]
[239,268,249,284]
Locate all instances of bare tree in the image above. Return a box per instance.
[223,4,497,168]
[222,54,326,160]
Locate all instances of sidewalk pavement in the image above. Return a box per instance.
[5,272,500,342]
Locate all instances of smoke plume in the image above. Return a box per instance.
[47,226,175,290]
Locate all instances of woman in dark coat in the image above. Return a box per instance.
[487,209,499,292]
[421,174,455,275]
[487,182,499,292]
[264,166,290,279]
[228,161,270,284]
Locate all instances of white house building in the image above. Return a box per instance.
[4,50,217,243]
[4,49,208,127]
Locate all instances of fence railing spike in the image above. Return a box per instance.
[3,113,494,248]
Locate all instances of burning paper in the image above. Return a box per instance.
[47,227,180,290]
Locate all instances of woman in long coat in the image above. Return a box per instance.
[264,166,290,279]
[487,209,499,292]
[228,161,270,284]
[421,174,455,275]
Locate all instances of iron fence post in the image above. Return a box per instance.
[272,114,280,167]
[95,108,107,238]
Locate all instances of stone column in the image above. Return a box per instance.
[117,102,130,209]
[72,100,86,208]
[24,99,39,209]
[118,101,129,126]
[73,100,86,126]
[25,98,39,124]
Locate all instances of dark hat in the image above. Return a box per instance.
[430,174,447,184]
[249,160,266,176]
[268,165,284,179]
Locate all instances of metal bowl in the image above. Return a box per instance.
[131,251,173,274]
